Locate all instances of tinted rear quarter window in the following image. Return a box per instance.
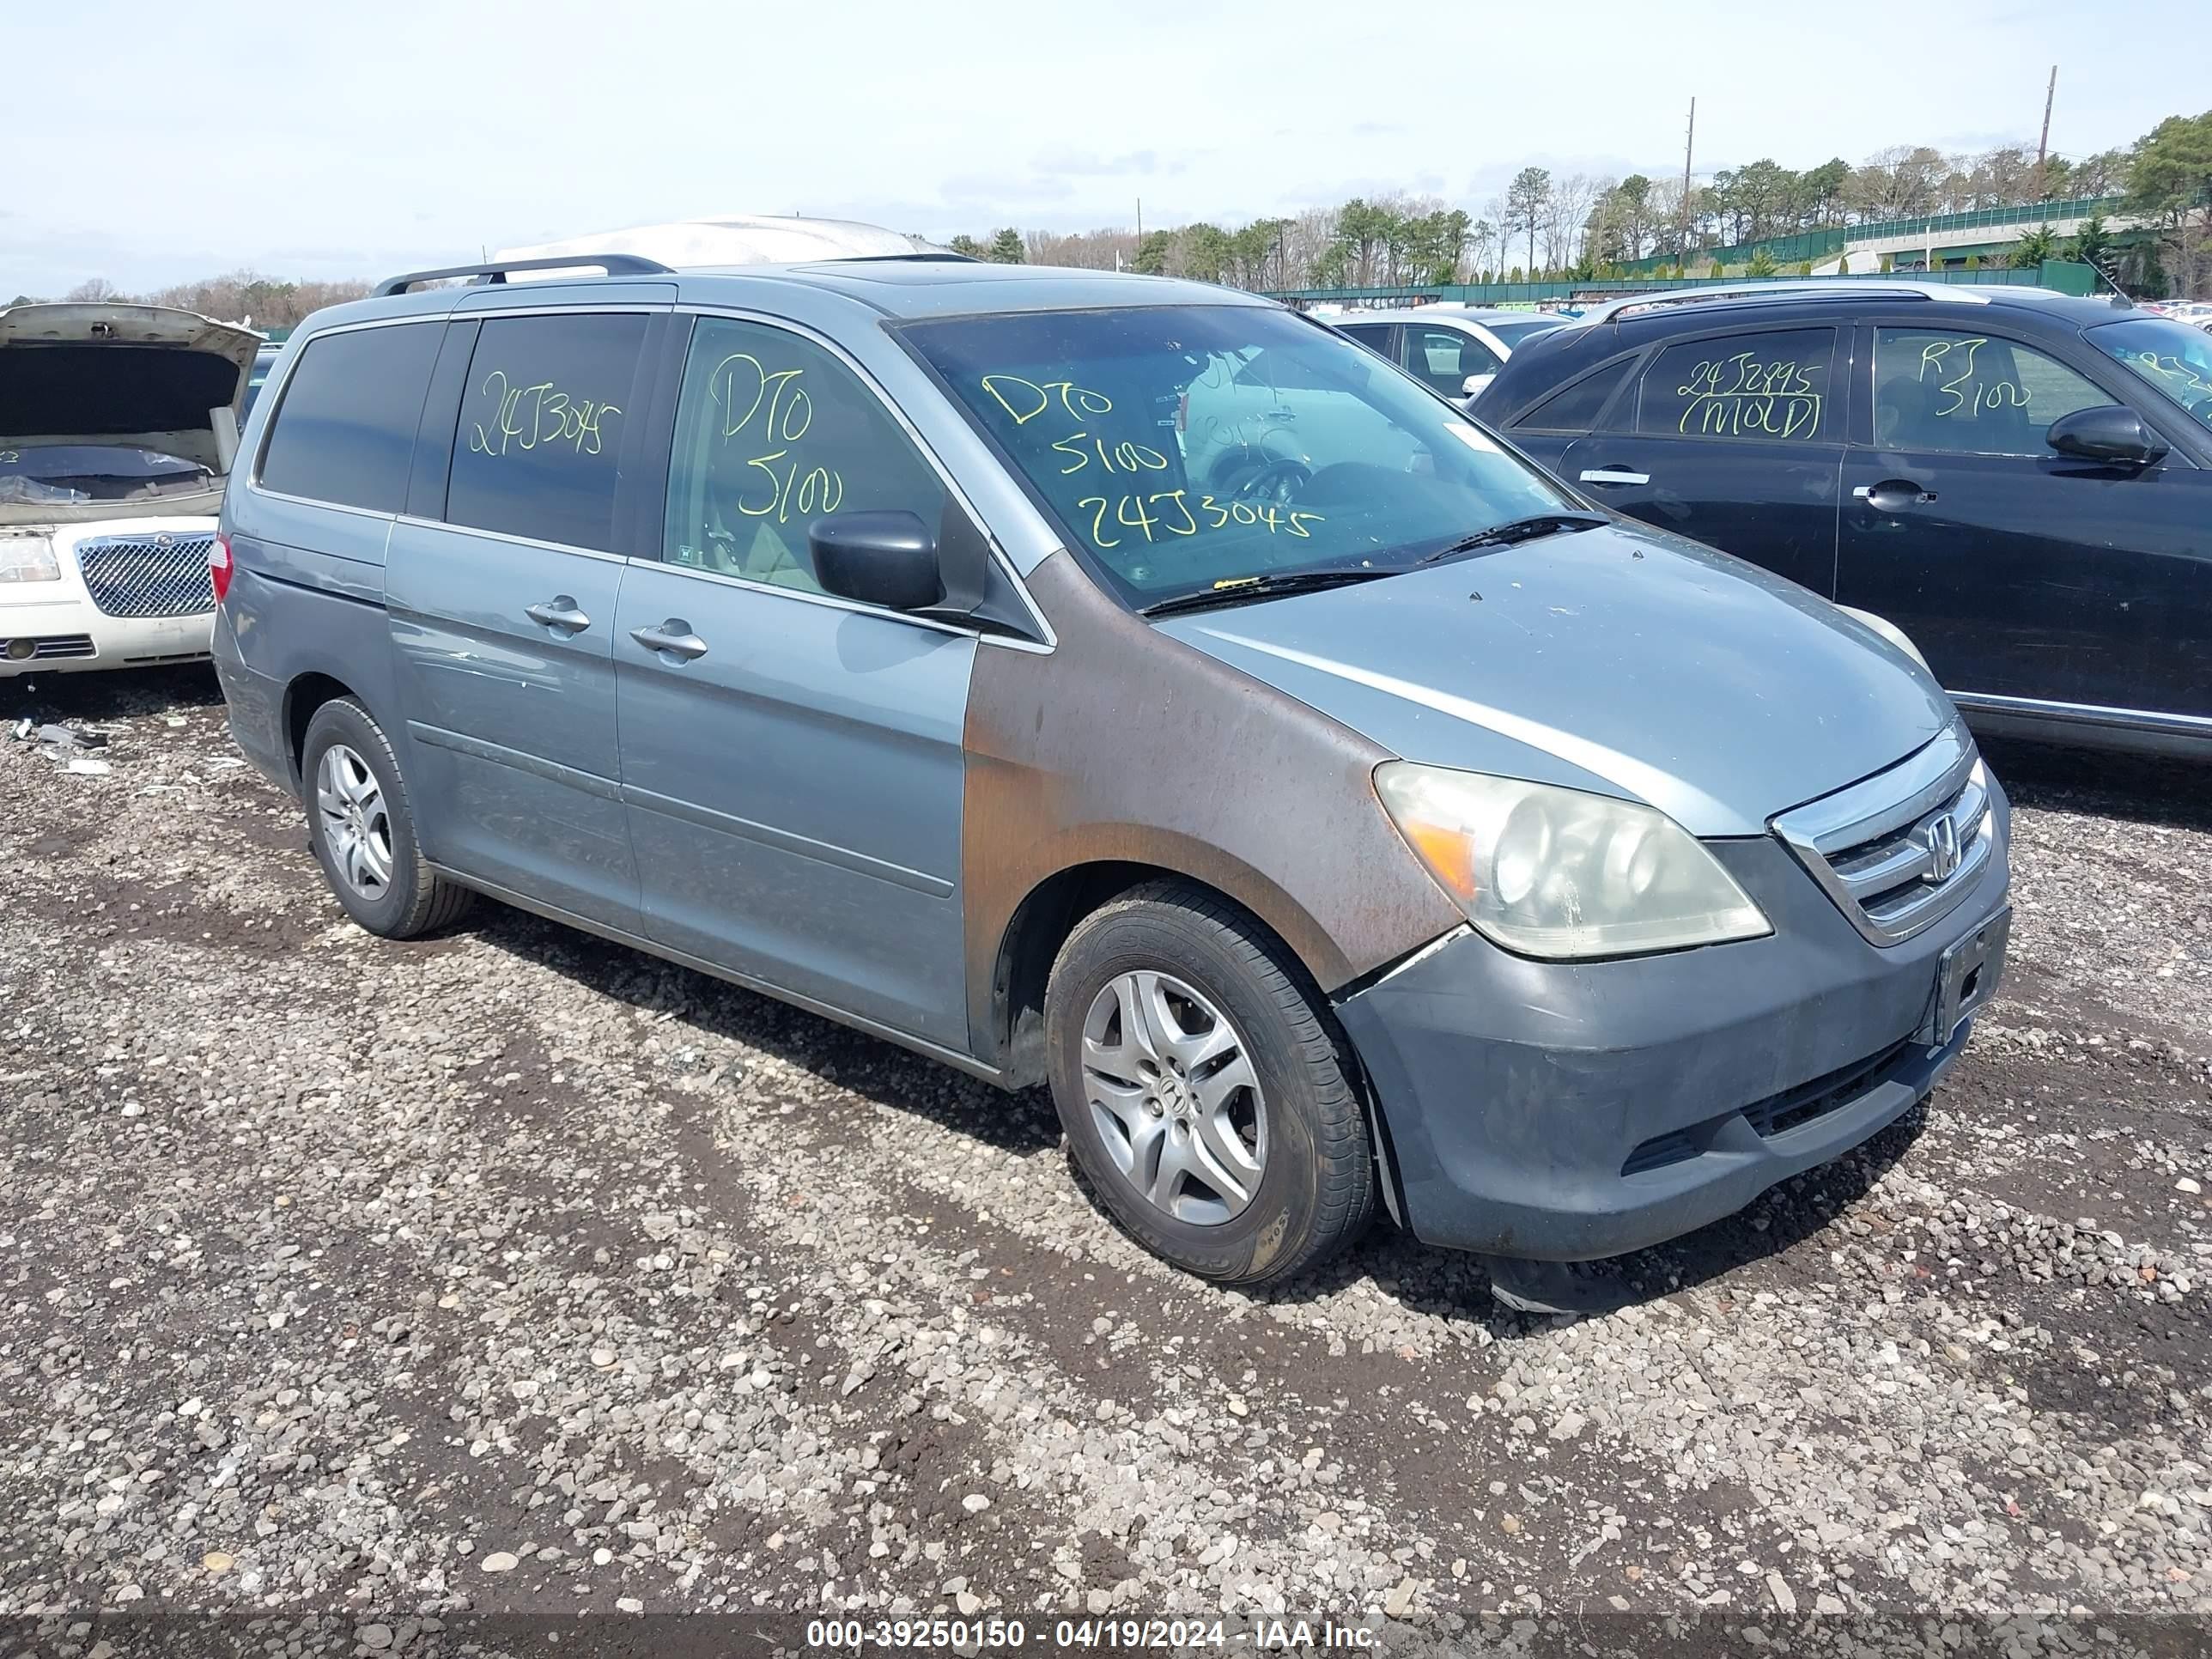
[1636,327,1837,442]
[1513,356,1635,432]
[445,313,648,551]
[258,322,443,511]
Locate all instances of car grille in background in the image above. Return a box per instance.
[1771,726,1993,945]
[73,532,216,619]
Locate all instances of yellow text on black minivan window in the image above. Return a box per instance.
[1675,353,1824,440]
[466,370,623,458]
[708,353,846,523]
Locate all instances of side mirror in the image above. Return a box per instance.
[1461,373,1495,401]
[2045,404,2169,466]
[809,511,944,612]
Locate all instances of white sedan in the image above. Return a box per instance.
[1334,306,1574,404]
[2,302,257,678]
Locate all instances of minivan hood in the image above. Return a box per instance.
[0,303,259,440]
[1154,522,1954,836]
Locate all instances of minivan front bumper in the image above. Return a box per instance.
[1334,782,2010,1262]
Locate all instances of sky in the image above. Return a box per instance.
[5,0,2198,298]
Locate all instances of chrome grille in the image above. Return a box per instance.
[1771,726,1995,945]
[73,532,216,618]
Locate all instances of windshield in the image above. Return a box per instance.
[902,305,1571,610]
[2084,317,2212,429]
[1487,317,1569,349]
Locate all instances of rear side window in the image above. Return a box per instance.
[1635,327,1837,442]
[444,313,648,551]
[1513,356,1635,432]
[258,323,442,512]
[1339,323,1397,361]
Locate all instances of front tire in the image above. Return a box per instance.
[301,697,472,939]
[1044,881,1374,1286]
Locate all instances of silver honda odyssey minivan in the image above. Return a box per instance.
[213,253,2011,1309]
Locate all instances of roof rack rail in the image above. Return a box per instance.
[371,253,677,298]
[1576,280,1991,325]
[820,252,981,263]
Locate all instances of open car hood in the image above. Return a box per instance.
[0,303,260,440]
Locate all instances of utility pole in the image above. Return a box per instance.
[2034,66,2057,204]
[1679,97,1696,260]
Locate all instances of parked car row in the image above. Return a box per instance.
[209,255,2013,1308]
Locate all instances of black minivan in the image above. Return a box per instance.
[1475,282,2212,755]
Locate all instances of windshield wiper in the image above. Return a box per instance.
[1139,568,1395,618]
[1414,513,1607,565]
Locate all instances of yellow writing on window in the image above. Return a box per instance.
[981,374,1115,426]
[1675,352,1823,440]
[1074,490,1324,549]
[1917,338,2029,420]
[981,370,1323,553]
[467,369,622,459]
[706,353,845,526]
[2131,350,2212,403]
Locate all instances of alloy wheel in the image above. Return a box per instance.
[315,744,393,901]
[1079,970,1267,1225]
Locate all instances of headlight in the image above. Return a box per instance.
[1375,763,1771,959]
[0,535,60,584]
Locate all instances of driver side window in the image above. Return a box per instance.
[1871,329,2113,457]
[664,318,946,595]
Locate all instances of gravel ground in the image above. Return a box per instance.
[2,667,2209,1658]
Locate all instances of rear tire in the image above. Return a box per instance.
[1044,880,1373,1287]
[301,697,472,939]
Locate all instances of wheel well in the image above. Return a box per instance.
[283,672,355,785]
[988,859,1407,1227]
[990,861,1245,1089]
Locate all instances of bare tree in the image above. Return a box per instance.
[1544,173,1610,270]
[64,278,122,303]
[1023,228,1139,270]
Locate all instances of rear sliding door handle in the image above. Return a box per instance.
[1578,467,1650,486]
[629,620,708,662]
[525,596,592,634]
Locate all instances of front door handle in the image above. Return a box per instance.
[1855,478,1939,512]
[1578,467,1650,487]
[525,596,592,634]
[630,620,708,662]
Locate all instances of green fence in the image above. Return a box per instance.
[1266,262,2100,308]
[1615,196,2129,277]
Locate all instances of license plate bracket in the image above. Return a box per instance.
[1927,904,2010,1045]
